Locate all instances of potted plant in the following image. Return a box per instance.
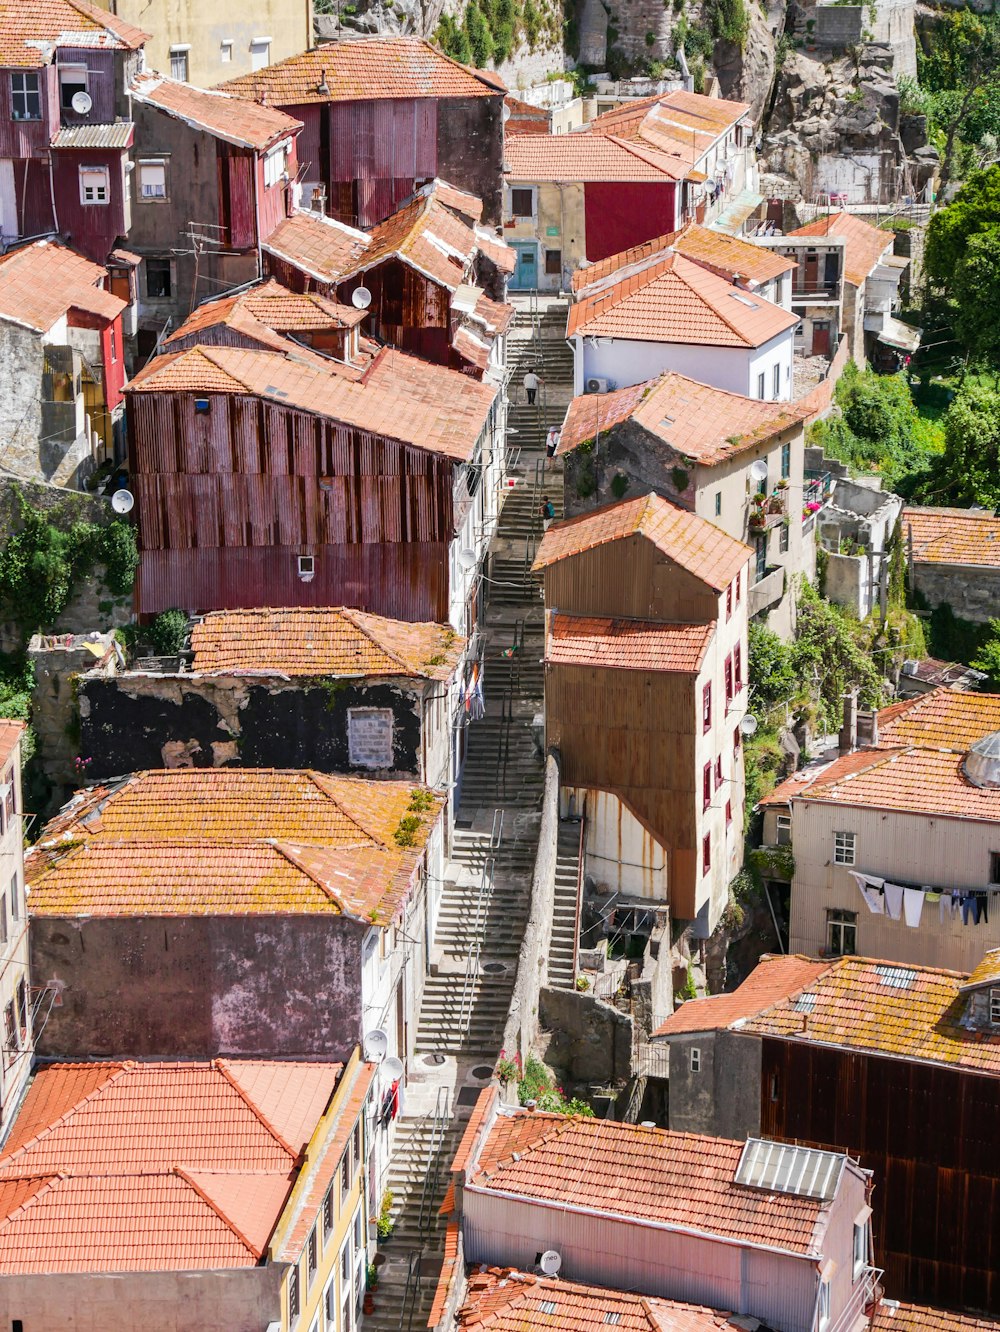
[766,494,784,514]
[749,510,766,530]
[777,477,789,489]
[367,1263,379,1292]
[376,1189,394,1242]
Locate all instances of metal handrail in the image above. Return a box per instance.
[398,1249,422,1332]
[416,1086,452,1238]
[457,841,499,1037]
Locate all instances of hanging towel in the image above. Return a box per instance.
[902,887,924,927]
[940,893,950,925]
[850,872,884,914]
[884,883,905,920]
[925,891,941,904]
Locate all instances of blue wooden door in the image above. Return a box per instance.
[513,243,538,289]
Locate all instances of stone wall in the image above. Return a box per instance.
[664,1027,762,1136]
[538,983,633,1081]
[910,562,1000,625]
[80,670,426,781]
[29,633,118,795]
[501,751,560,1063]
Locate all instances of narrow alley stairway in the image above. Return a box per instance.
[366,294,573,1332]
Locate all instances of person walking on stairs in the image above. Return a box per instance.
[523,368,543,405]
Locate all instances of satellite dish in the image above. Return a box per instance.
[71,90,93,115]
[749,459,768,483]
[539,1251,562,1277]
[382,1055,404,1082]
[458,548,478,571]
[352,286,372,310]
[740,714,759,736]
[111,488,134,514]
[363,1029,388,1062]
[501,103,512,122]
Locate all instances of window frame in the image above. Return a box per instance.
[773,362,781,397]
[826,908,857,957]
[724,654,733,706]
[990,851,1000,884]
[250,37,272,70]
[137,158,168,202]
[544,248,561,276]
[781,441,791,478]
[78,165,110,206]
[58,63,89,113]
[756,370,765,399]
[288,1260,300,1322]
[702,683,712,733]
[818,1280,831,1332]
[702,763,711,813]
[779,521,789,554]
[990,987,1000,1024]
[169,47,190,81]
[775,813,791,846]
[689,1047,701,1072]
[725,799,732,827]
[852,1221,868,1281]
[734,643,743,693]
[10,71,41,122]
[264,143,288,189]
[726,581,732,619]
[715,491,722,517]
[833,830,856,866]
[510,187,535,219]
[714,755,723,789]
[702,833,711,875]
[145,257,173,300]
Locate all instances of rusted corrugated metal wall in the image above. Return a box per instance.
[61,48,116,122]
[340,263,451,366]
[224,151,256,249]
[0,67,54,157]
[129,390,455,620]
[760,1038,1000,1314]
[542,539,721,623]
[328,99,437,227]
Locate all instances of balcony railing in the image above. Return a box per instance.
[804,470,834,513]
[791,285,841,303]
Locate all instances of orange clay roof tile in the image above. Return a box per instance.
[653,955,831,1037]
[504,133,688,183]
[585,90,750,172]
[456,1269,743,1332]
[126,342,496,463]
[559,370,807,464]
[566,250,797,347]
[736,956,1000,1075]
[0,1059,342,1273]
[220,36,499,105]
[787,211,893,288]
[573,225,793,292]
[872,1301,1000,1332]
[189,606,463,679]
[469,1113,835,1256]
[547,613,714,673]
[26,769,443,924]
[903,506,1000,570]
[875,687,1000,752]
[130,71,300,149]
[533,492,751,592]
[0,0,147,68]
[0,720,24,770]
[959,948,1000,992]
[0,241,125,333]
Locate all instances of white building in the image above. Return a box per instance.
[0,722,32,1142]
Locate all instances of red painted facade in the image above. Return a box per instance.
[100,317,126,410]
[583,181,678,263]
[52,145,130,264]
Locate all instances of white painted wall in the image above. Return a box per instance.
[0,736,30,1143]
[561,786,670,902]
[574,327,794,401]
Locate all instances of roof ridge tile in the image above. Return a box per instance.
[213,1060,300,1160]
[173,1166,266,1259]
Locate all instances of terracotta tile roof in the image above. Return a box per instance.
[265,210,370,284]
[474,227,516,275]
[131,71,301,149]
[775,746,1000,825]
[573,224,793,293]
[26,768,443,924]
[504,94,550,134]
[458,1269,744,1332]
[959,948,1000,992]
[586,90,749,173]
[0,720,24,770]
[875,687,1000,752]
[873,1301,1000,1332]
[903,506,1000,570]
[0,1059,341,1273]
[126,342,497,463]
[559,370,807,464]
[237,283,367,330]
[505,133,687,183]
[567,250,796,347]
[0,241,125,334]
[0,0,147,67]
[547,613,714,673]
[758,748,893,808]
[653,955,831,1037]
[469,1112,838,1256]
[787,211,893,288]
[533,492,751,592]
[453,323,490,372]
[190,606,463,679]
[431,179,484,221]
[737,955,1000,1075]
[471,290,515,336]
[220,37,499,105]
[274,1058,375,1262]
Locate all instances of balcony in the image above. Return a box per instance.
[804,470,834,514]
[791,284,841,305]
[748,489,788,533]
[748,564,785,617]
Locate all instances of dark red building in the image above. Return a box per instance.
[125,337,502,625]
[0,0,147,263]
[220,37,504,228]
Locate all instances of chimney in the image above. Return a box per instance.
[856,708,879,748]
[839,690,858,756]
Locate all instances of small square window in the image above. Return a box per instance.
[545,248,561,276]
[689,1047,701,1072]
[297,555,315,577]
[733,724,741,752]
[990,987,1000,1025]
[511,188,534,218]
[138,159,167,200]
[989,851,1000,884]
[775,814,791,846]
[833,831,856,865]
[194,398,210,414]
[145,257,172,299]
[10,72,41,121]
[220,40,234,62]
[79,165,109,205]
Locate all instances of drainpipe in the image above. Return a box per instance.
[253,154,263,281]
[46,155,59,236]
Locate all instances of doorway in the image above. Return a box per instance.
[512,242,538,290]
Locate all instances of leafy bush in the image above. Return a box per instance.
[148,609,188,656]
[707,0,748,47]
[518,1054,594,1115]
[747,622,796,717]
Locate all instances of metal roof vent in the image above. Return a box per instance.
[963,730,1000,788]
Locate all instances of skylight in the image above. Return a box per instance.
[792,993,816,1013]
[728,292,758,308]
[874,964,917,989]
[735,1138,844,1202]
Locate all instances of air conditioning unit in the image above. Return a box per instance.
[586,377,610,394]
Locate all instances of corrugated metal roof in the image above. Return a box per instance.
[50,121,135,150]
[735,1139,845,1203]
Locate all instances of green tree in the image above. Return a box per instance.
[972,618,1000,688]
[937,381,1000,508]
[747,623,796,716]
[463,3,495,65]
[789,583,884,731]
[917,13,1000,194]
[434,14,473,63]
[952,230,1000,367]
[925,166,1000,292]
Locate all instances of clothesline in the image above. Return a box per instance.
[849,872,993,927]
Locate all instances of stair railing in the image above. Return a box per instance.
[416,1086,452,1238]
[456,824,500,1037]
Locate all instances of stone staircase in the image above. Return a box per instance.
[548,820,583,991]
[367,1115,464,1332]
[507,296,575,462]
